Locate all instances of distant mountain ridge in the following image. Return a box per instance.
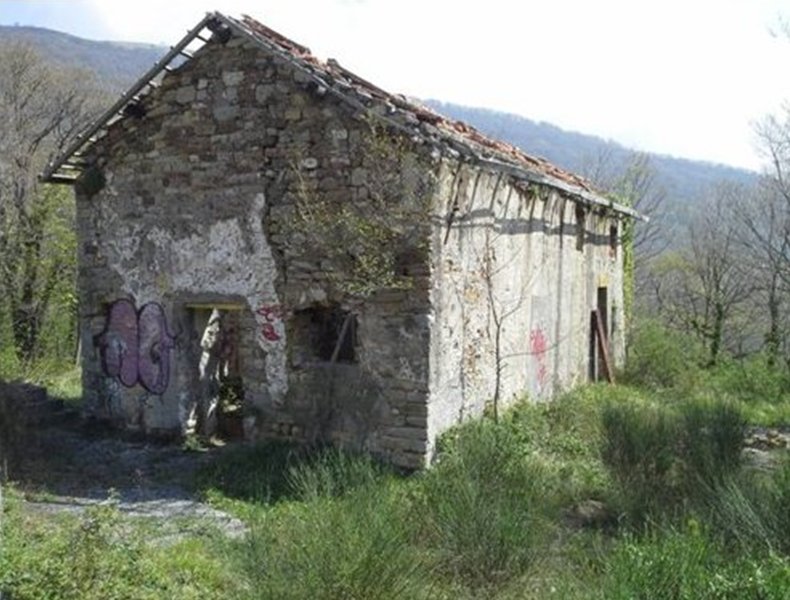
[0,24,758,214]
[0,24,165,91]
[425,101,757,217]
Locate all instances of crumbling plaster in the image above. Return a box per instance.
[427,161,625,446]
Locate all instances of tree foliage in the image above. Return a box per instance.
[292,119,434,299]
[0,41,103,365]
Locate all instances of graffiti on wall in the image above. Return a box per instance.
[97,299,175,395]
[256,303,283,342]
[529,327,548,388]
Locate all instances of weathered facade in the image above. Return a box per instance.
[44,13,636,469]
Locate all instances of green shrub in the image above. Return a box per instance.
[703,474,778,553]
[709,354,790,405]
[601,525,790,600]
[197,443,392,507]
[196,441,300,504]
[678,398,744,487]
[286,447,389,502]
[769,456,790,553]
[622,319,705,390]
[237,484,429,599]
[707,456,790,555]
[418,418,554,588]
[0,490,236,599]
[601,398,746,523]
[601,400,680,519]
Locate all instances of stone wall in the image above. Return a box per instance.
[76,33,434,468]
[427,161,626,451]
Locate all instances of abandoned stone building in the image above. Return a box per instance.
[43,12,639,468]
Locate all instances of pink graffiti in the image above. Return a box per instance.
[137,303,175,395]
[256,304,283,342]
[100,299,138,387]
[529,328,548,386]
[97,300,175,395]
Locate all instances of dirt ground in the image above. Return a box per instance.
[5,414,246,539]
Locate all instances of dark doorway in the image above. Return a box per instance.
[589,287,611,382]
[597,286,609,342]
[187,304,245,441]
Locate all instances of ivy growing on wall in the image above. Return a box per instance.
[292,119,436,298]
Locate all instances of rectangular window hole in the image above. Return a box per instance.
[609,223,618,257]
[575,205,586,251]
[292,305,357,364]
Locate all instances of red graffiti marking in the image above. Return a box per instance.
[256,304,283,342]
[529,328,548,387]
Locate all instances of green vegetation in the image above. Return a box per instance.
[0,491,243,599]
[4,325,790,598]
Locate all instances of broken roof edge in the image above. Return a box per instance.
[40,12,220,184]
[40,10,644,221]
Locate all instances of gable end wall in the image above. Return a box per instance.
[75,34,434,468]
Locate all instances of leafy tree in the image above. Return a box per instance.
[0,41,102,363]
[651,186,752,366]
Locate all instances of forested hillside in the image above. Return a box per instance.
[0,24,164,91]
[426,100,758,218]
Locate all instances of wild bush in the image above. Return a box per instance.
[196,441,300,504]
[621,319,705,390]
[601,525,790,599]
[678,398,744,488]
[705,456,790,555]
[236,483,429,599]
[418,418,554,588]
[601,400,680,519]
[0,490,235,599]
[709,354,790,405]
[601,398,745,523]
[286,447,388,502]
[197,442,391,506]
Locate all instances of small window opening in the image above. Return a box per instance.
[575,205,586,251]
[292,305,357,364]
[609,223,618,258]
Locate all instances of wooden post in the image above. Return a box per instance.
[592,309,615,383]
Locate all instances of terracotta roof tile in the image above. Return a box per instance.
[236,14,595,193]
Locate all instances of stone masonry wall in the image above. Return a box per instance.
[76,33,434,468]
[427,161,626,452]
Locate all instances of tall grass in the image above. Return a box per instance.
[232,451,430,599]
[286,447,387,501]
[196,441,300,505]
[679,398,745,486]
[417,418,555,588]
[705,456,790,555]
[601,397,745,523]
[600,525,790,600]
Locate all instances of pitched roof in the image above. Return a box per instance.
[41,11,640,219]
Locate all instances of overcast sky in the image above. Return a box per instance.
[2,0,790,171]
